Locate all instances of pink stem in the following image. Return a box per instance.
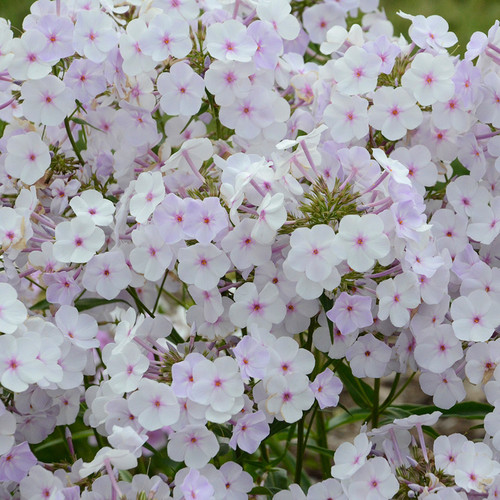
[358,171,389,196]
[232,0,241,18]
[485,48,500,65]
[365,264,401,279]
[18,268,38,279]
[338,170,355,192]
[243,8,256,26]
[357,196,392,211]
[182,151,205,184]
[250,179,266,198]
[487,42,500,55]
[300,140,321,177]
[0,98,14,111]
[476,130,500,140]
[238,205,258,215]
[415,424,429,463]
[104,458,122,500]
[292,157,315,183]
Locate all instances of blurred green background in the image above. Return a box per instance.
[0,0,500,50]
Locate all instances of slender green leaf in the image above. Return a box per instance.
[264,468,289,491]
[168,328,184,345]
[327,408,370,431]
[451,158,468,177]
[422,425,440,439]
[334,361,374,409]
[30,299,50,311]
[71,117,103,132]
[391,402,493,419]
[210,424,232,438]
[249,486,278,496]
[75,297,131,311]
[119,470,133,482]
[305,444,335,458]
[269,420,291,437]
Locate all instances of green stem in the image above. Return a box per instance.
[64,117,85,167]
[92,428,106,450]
[143,443,159,456]
[303,405,317,453]
[371,378,380,428]
[267,424,296,468]
[260,442,269,464]
[24,276,46,291]
[205,90,222,139]
[380,372,416,413]
[152,271,168,314]
[58,426,72,462]
[315,409,331,478]
[127,287,154,318]
[294,417,305,484]
[305,319,315,352]
[74,288,85,303]
[380,373,401,410]
[162,288,187,308]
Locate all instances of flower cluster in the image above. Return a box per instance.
[1,0,500,498]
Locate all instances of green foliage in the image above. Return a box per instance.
[383,0,500,54]
[0,0,34,31]
[283,177,360,232]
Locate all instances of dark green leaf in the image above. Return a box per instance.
[30,299,51,311]
[327,408,370,430]
[249,486,278,496]
[168,328,184,345]
[334,361,374,409]
[319,294,334,341]
[451,158,468,177]
[269,420,291,437]
[71,117,103,132]
[75,298,131,312]
[422,425,440,439]
[119,470,133,482]
[264,468,289,491]
[305,444,335,458]
[210,424,232,438]
[391,402,493,419]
